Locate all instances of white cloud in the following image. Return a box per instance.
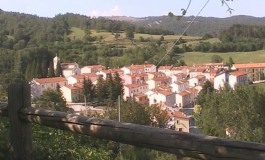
[88,5,122,17]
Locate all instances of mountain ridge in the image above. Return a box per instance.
[103,15,265,36]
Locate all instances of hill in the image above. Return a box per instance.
[104,15,265,36]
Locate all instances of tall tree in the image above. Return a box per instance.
[83,78,95,102]
[125,27,134,40]
[95,76,106,102]
[113,72,124,98]
[55,61,63,77]
[47,60,55,77]
[105,73,115,101]
[228,56,235,68]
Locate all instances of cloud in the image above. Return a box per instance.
[89,5,122,17]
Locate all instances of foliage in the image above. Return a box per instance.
[219,24,265,42]
[106,100,171,159]
[195,84,265,143]
[83,78,95,102]
[32,125,111,160]
[36,89,67,111]
[125,27,134,40]
[95,76,107,102]
[227,56,235,68]
[0,118,10,160]
[211,54,223,63]
[196,80,214,105]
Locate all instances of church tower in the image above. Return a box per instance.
[53,54,60,70]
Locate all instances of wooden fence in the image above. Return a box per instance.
[1,83,265,160]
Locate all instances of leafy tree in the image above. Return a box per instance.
[211,54,223,63]
[36,89,67,111]
[194,84,265,143]
[196,80,214,105]
[107,100,170,159]
[125,27,134,40]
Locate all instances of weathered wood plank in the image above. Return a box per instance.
[8,83,32,160]
[20,107,265,160]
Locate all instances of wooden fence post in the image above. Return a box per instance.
[8,83,32,160]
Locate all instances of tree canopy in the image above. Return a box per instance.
[194,84,265,143]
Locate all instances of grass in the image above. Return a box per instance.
[68,27,201,43]
[68,27,86,40]
[179,50,265,66]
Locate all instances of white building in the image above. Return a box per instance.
[170,80,189,93]
[81,65,106,74]
[31,77,67,98]
[157,65,173,76]
[123,83,149,100]
[214,70,248,90]
[61,62,81,77]
[146,90,176,108]
[60,83,83,103]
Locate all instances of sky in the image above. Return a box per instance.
[1,0,264,18]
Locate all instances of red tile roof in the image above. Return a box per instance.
[124,83,148,89]
[156,90,173,96]
[71,75,85,80]
[158,65,173,70]
[167,111,189,119]
[189,68,206,72]
[196,75,206,79]
[82,64,106,69]
[178,90,191,96]
[34,77,67,84]
[131,72,148,77]
[233,63,265,69]
[229,71,247,77]
[82,73,98,77]
[101,68,123,74]
[64,83,83,90]
[126,64,154,70]
[174,80,188,85]
[152,77,170,81]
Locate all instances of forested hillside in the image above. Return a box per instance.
[108,15,265,36]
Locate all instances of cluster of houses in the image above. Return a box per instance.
[31,55,265,133]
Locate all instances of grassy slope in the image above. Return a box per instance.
[68,27,200,42]
[180,50,265,66]
[68,27,86,40]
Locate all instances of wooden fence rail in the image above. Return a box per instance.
[1,83,265,160]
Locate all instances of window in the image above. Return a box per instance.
[179,128,182,132]
[176,120,179,124]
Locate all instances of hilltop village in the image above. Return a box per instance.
[30,55,263,133]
